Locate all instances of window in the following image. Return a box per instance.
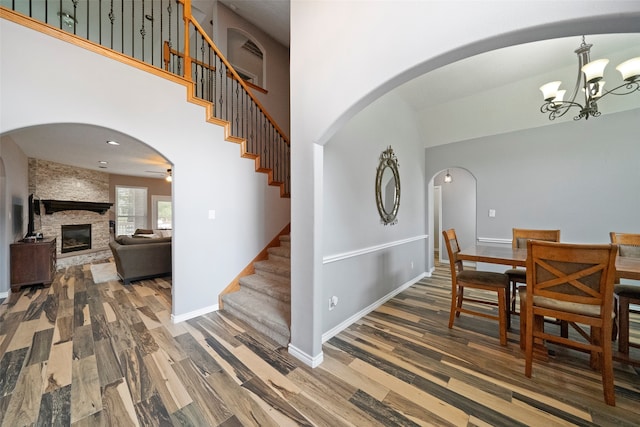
[115,186,147,235]
[152,195,172,230]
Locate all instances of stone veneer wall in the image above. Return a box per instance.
[29,158,112,269]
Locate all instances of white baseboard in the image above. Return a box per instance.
[0,291,8,299]
[321,271,427,343]
[288,343,324,368]
[171,304,218,323]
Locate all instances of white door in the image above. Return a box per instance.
[434,185,442,263]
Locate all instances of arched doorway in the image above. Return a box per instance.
[2,123,173,292]
[430,168,476,268]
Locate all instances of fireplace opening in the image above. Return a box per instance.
[61,224,91,253]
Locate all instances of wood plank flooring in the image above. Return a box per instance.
[0,261,639,426]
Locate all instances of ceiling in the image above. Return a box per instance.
[5,3,639,179]
[218,0,290,47]
[6,124,171,179]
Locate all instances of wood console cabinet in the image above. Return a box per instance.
[10,238,57,292]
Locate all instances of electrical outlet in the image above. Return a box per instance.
[329,296,338,310]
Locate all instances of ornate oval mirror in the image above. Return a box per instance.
[375,146,400,225]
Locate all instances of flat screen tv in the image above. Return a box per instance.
[25,194,40,238]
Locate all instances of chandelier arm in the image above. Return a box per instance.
[598,80,640,99]
[540,100,584,120]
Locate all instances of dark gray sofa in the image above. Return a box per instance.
[109,235,172,285]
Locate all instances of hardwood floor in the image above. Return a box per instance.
[0,262,638,426]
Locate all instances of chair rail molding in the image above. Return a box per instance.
[478,237,512,245]
[323,235,428,264]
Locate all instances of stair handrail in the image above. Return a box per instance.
[177,0,289,144]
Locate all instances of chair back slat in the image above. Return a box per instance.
[442,229,463,280]
[527,241,617,310]
[610,232,640,258]
[513,228,561,249]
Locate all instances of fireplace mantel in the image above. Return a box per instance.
[41,200,113,215]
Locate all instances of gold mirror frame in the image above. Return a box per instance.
[375,146,401,225]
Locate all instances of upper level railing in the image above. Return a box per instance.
[1,0,290,197]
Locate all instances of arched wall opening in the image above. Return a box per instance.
[429,168,477,268]
[1,122,174,298]
[289,2,640,364]
[313,11,640,146]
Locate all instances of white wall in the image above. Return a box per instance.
[322,91,426,334]
[290,1,640,364]
[0,136,29,295]
[0,18,290,316]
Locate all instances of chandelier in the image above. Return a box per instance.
[539,36,640,121]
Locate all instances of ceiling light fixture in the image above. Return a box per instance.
[166,169,172,182]
[539,36,640,121]
[444,170,452,183]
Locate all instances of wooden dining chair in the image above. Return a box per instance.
[442,229,509,346]
[504,228,560,317]
[610,232,640,356]
[523,240,618,406]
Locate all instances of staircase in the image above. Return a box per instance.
[221,235,291,347]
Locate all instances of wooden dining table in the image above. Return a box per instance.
[458,244,640,280]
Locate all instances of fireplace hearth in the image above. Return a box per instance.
[61,224,92,253]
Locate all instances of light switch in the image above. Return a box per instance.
[208,210,216,220]
[489,209,496,218]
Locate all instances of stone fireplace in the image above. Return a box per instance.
[29,158,113,269]
[61,224,92,253]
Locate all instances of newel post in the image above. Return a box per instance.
[182,0,192,80]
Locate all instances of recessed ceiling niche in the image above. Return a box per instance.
[227,28,264,88]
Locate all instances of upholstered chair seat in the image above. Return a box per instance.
[614,283,640,297]
[458,270,509,288]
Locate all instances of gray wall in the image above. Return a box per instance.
[215,2,290,138]
[425,107,640,272]
[322,91,426,335]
